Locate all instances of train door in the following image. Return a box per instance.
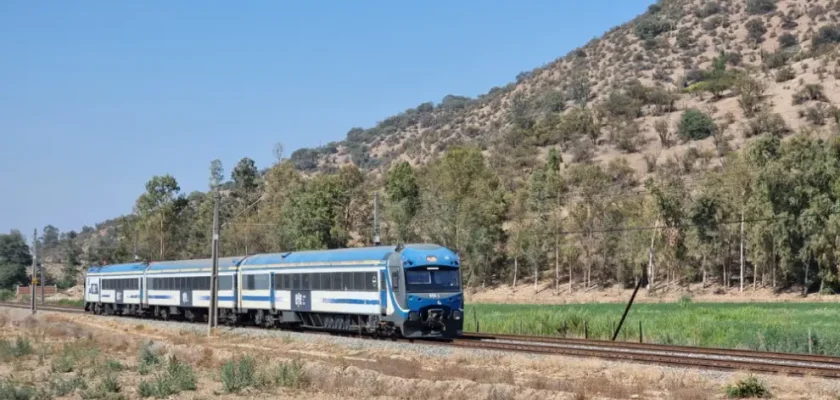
[379,270,387,316]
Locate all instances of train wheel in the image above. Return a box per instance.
[159,307,169,321]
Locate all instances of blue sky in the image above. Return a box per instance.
[0,0,655,238]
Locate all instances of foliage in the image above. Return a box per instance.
[654,119,672,148]
[0,380,33,400]
[0,289,13,301]
[0,337,32,361]
[695,2,721,18]
[634,15,672,40]
[746,18,767,43]
[0,231,32,268]
[778,33,798,49]
[678,109,716,141]
[726,376,769,398]
[792,84,828,105]
[0,264,27,290]
[221,356,257,393]
[774,66,795,82]
[743,112,790,138]
[736,76,766,117]
[385,162,420,243]
[812,25,840,48]
[746,0,776,15]
[137,355,196,398]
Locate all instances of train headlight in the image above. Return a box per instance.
[408,311,421,321]
[452,310,462,320]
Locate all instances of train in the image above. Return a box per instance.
[83,244,464,339]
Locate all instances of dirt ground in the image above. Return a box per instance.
[465,282,840,305]
[1,308,839,399]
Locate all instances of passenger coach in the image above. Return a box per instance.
[83,244,464,339]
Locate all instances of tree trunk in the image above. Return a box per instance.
[647,218,659,294]
[512,257,518,292]
[534,262,538,293]
[568,251,573,293]
[804,255,810,297]
[740,209,745,292]
[159,216,165,260]
[702,253,707,288]
[555,234,560,294]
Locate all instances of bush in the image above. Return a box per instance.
[0,337,32,360]
[775,66,795,82]
[743,112,790,138]
[803,104,833,125]
[792,84,828,105]
[813,25,840,48]
[137,356,197,398]
[736,76,766,118]
[634,16,672,40]
[0,289,12,301]
[611,121,646,153]
[263,360,308,389]
[138,342,160,375]
[762,50,789,69]
[746,0,776,15]
[695,2,721,18]
[778,33,798,48]
[221,356,257,393]
[49,376,86,397]
[654,119,672,148]
[0,380,33,400]
[726,375,769,398]
[679,109,716,141]
[746,18,767,43]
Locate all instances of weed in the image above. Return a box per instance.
[0,380,34,400]
[221,356,257,393]
[103,359,124,372]
[726,376,769,398]
[137,342,160,375]
[49,375,86,396]
[263,359,309,389]
[137,355,197,398]
[52,355,75,373]
[0,337,34,360]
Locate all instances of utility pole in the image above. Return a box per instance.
[373,192,381,246]
[31,229,37,314]
[208,192,220,336]
[40,260,45,306]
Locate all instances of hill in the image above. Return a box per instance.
[292,0,840,185]
[10,0,840,301]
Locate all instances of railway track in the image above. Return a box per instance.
[4,302,840,378]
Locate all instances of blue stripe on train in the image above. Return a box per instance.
[198,296,235,302]
[323,298,380,305]
[148,295,171,300]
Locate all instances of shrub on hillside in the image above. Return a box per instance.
[792,84,828,105]
[778,33,798,49]
[746,0,776,15]
[695,2,721,18]
[743,112,790,138]
[775,66,795,82]
[678,109,716,141]
[746,18,767,43]
[813,25,840,48]
[762,50,790,69]
[634,16,672,40]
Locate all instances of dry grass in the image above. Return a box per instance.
[2,308,840,399]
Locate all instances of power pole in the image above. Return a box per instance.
[208,192,220,335]
[373,192,381,246]
[31,229,37,314]
[40,260,45,306]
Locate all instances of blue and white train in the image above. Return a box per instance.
[84,244,464,339]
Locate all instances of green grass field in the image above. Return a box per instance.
[464,301,840,356]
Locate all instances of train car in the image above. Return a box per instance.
[85,262,146,315]
[237,244,463,338]
[143,257,241,321]
[82,243,464,339]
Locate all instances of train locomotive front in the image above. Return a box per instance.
[383,244,464,339]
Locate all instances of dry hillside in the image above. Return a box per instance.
[291,0,840,183]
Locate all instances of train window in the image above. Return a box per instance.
[321,273,331,290]
[365,272,377,291]
[292,274,300,290]
[339,272,349,290]
[244,275,254,290]
[283,274,291,290]
[331,272,341,290]
[255,274,270,290]
[353,272,364,291]
[310,273,321,290]
[174,278,181,290]
[219,275,232,289]
[301,274,310,290]
[391,269,400,290]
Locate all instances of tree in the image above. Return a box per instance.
[737,76,767,118]
[231,157,259,197]
[679,109,716,141]
[58,231,81,288]
[41,225,60,251]
[209,159,224,190]
[0,231,32,267]
[746,18,767,44]
[135,175,182,260]
[386,162,420,243]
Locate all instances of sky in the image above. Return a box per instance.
[0,0,655,239]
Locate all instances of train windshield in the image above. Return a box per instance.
[405,268,460,293]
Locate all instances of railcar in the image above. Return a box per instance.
[83,244,464,339]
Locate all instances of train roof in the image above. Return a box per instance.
[87,262,147,275]
[147,256,241,273]
[239,244,459,269]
